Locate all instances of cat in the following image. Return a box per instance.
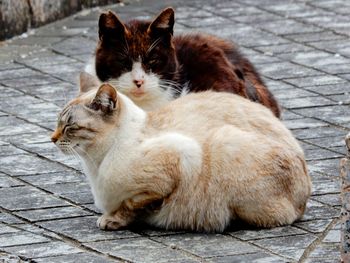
[51,72,311,232]
[85,7,281,117]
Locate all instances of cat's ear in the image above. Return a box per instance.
[98,11,128,41]
[90,84,118,114]
[79,72,100,94]
[148,7,175,36]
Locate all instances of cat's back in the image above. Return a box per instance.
[148,92,278,133]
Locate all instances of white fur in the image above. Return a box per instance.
[55,89,311,232]
[84,61,176,111]
[142,133,203,178]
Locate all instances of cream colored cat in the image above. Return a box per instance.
[51,72,311,232]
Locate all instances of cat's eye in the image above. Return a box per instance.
[118,58,132,70]
[148,59,157,65]
[63,124,79,134]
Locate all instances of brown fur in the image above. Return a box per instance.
[94,8,281,117]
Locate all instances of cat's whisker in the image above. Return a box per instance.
[159,84,183,94]
[160,82,182,91]
[146,37,162,55]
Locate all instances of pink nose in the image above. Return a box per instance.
[134,79,144,88]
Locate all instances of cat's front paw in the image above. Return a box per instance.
[97,214,122,230]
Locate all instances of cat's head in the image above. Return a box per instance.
[95,7,179,101]
[51,73,119,157]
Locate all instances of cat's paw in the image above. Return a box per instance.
[97,215,122,230]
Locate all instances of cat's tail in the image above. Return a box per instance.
[245,75,281,119]
[236,56,281,118]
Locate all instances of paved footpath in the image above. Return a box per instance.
[0,0,348,262]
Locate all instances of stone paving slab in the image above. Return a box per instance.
[0,0,349,262]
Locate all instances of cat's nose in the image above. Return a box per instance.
[51,136,58,143]
[51,130,60,144]
[134,79,144,88]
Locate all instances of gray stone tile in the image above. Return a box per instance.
[15,82,76,104]
[0,86,24,97]
[207,252,287,263]
[284,75,347,88]
[281,110,304,120]
[0,45,42,63]
[255,42,315,56]
[0,68,40,81]
[304,147,343,161]
[302,200,339,221]
[0,174,25,187]
[252,234,317,261]
[14,206,92,222]
[3,102,61,124]
[38,216,140,242]
[323,229,341,243]
[261,2,331,18]
[312,179,340,195]
[229,225,307,241]
[51,37,96,56]
[295,219,333,234]
[232,12,283,24]
[0,144,27,156]
[0,154,67,176]
[40,181,94,204]
[179,16,231,28]
[0,231,49,247]
[284,31,346,43]
[0,186,70,211]
[273,88,317,100]
[3,241,82,259]
[86,237,199,263]
[18,170,84,186]
[293,105,350,125]
[0,62,24,71]
[9,36,64,46]
[17,142,81,170]
[153,233,259,257]
[258,20,322,35]
[263,80,296,93]
[305,135,346,148]
[259,61,323,80]
[1,74,60,88]
[307,243,341,261]
[17,50,79,66]
[283,118,328,130]
[0,116,48,136]
[34,253,119,263]
[279,51,350,68]
[292,126,345,140]
[0,223,20,234]
[0,131,52,145]
[303,83,350,96]
[0,212,24,224]
[313,63,350,75]
[313,194,341,207]
[204,25,290,47]
[307,158,341,177]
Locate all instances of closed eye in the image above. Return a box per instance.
[63,124,79,134]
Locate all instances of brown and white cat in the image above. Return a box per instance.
[85,7,281,116]
[51,73,310,232]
